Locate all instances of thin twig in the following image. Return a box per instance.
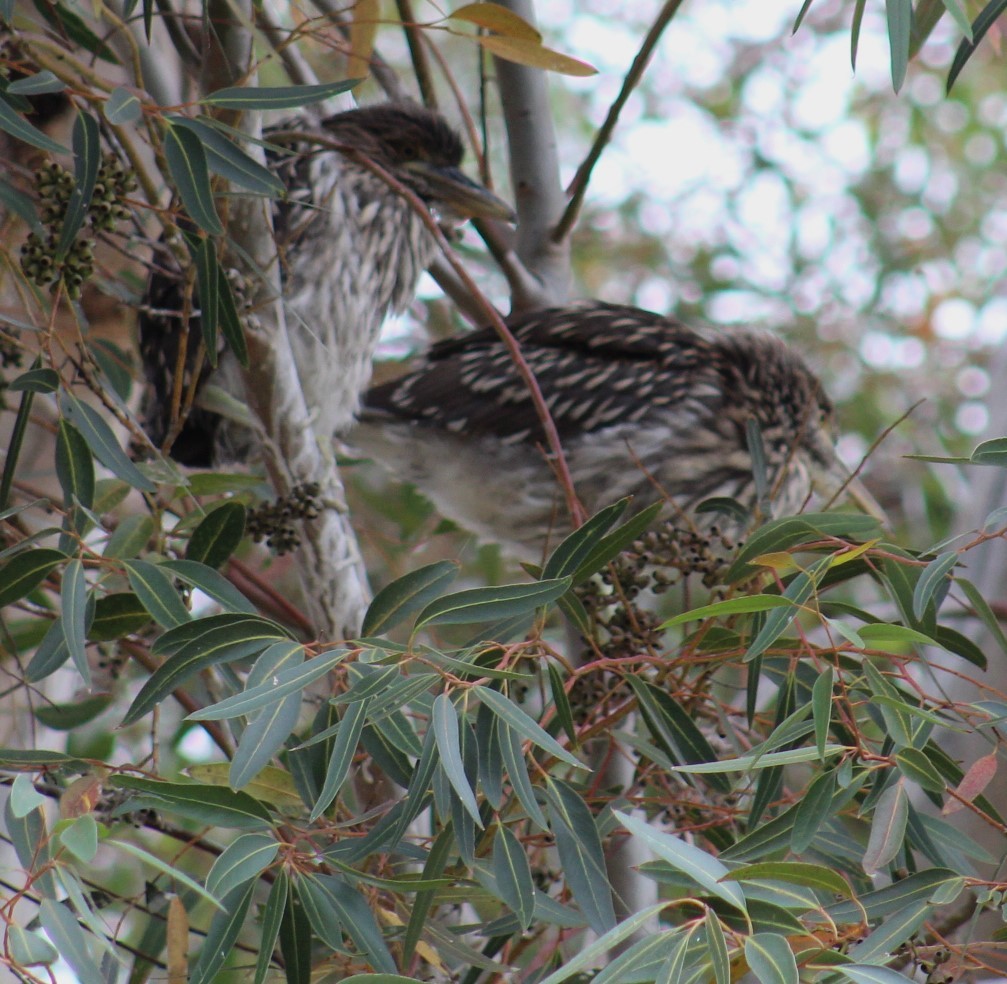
[554,0,686,243]
[395,0,438,107]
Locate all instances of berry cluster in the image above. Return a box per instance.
[19,154,137,299]
[246,481,322,555]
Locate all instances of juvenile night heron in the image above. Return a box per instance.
[356,301,878,562]
[140,103,513,465]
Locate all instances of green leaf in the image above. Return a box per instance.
[10,773,45,817]
[0,96,68,153]
[254,870,288,984]
[123,624,276,725]
[432,694,482,826]
[811,666,832,759]
[0,548,65,607]
[548,781,617,934]
[948,0,1007,89]
[202,79,361,109]
[8,70,64,95]
[188,645,343,721]
[534,904,671,984]
[744,933,798,984]
[745,562,825,662]
[8,367,59,392]
[206,832,279,900]
[31,0,118,61]
[546,661,577,746]
[152,612,283,654]
[362,560,458,636]
[727,513,881,581]
[791,768,836,853]
[614,809,748,912]
[958,577,1007,659]
[912,551,956,621]
[885,0,912,92]
[160,558,256,613]
[571,500,664,583]
[474,685,584,769]
[59,814,99,862]
[56,418,95,510]
[672,744,848,773]
[493,822,535,930]
[123,559,191,628]
[8,925,59,967]
[941,0,975,39]
[726,861,850,896]
[164,122,223,235]
[894,747,945,792]
[705,909,731,984]
[186,501,247,568]
[216,263,249,366]
[39,898,105,984]
[0,177,41,232]
[542,497,629,580]
[297,873,395,973]
[310,698,370,819]
[863,779,908,874]
[627,677,730,792]
[89,591,150,640]
[499,720,547,829]
[104,514,155,559]
[170,116,285,195]
[104,86,142,124]
[34,693,112,729]
[229,680,302,790]
[60,392,157,492]
[60,558,90,684]
[190,882,256,984]
[858,622,939,648]
[111,775,272,828]
[662,594,796,628]
[190,233,219,362]
[415,576,571,628]
[841,965,919,984]
[57,111,100,257]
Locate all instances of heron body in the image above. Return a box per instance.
[140,104,512,465]
[357,301,863,560]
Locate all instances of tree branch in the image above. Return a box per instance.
[554,0,686,242]
[492,0,571,308]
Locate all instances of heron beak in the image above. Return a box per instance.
[404,162,516,223]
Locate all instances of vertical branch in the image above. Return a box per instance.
[491,0,571,307]
[199,0,371,639]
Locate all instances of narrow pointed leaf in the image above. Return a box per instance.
[60,558,90,685]
[548,781,616,934]
[170,116,284,195]
[57,111,100,256]
[254,870,288,984]
[362,560,458,636]
[104,86,142,123]
[0,97,68,152]
[189,883,256,984]
[59,393,157,492]
[123,559,190,628]
[493,822,535,930]
[863,779,908,874]
[912,551,956,620]
[744,933,798,984]
[0,548,65,607]
[205,832,278,900]
[475,685,583,769]
[416,576,570,627]
[432,694,482,826]
[186,500,247,567]
[203,79,361,109]
[614,809,747,912]
[499,720,547,829]
[310,698,370,819]
[160,558,255,612]
[164,122,222,234]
